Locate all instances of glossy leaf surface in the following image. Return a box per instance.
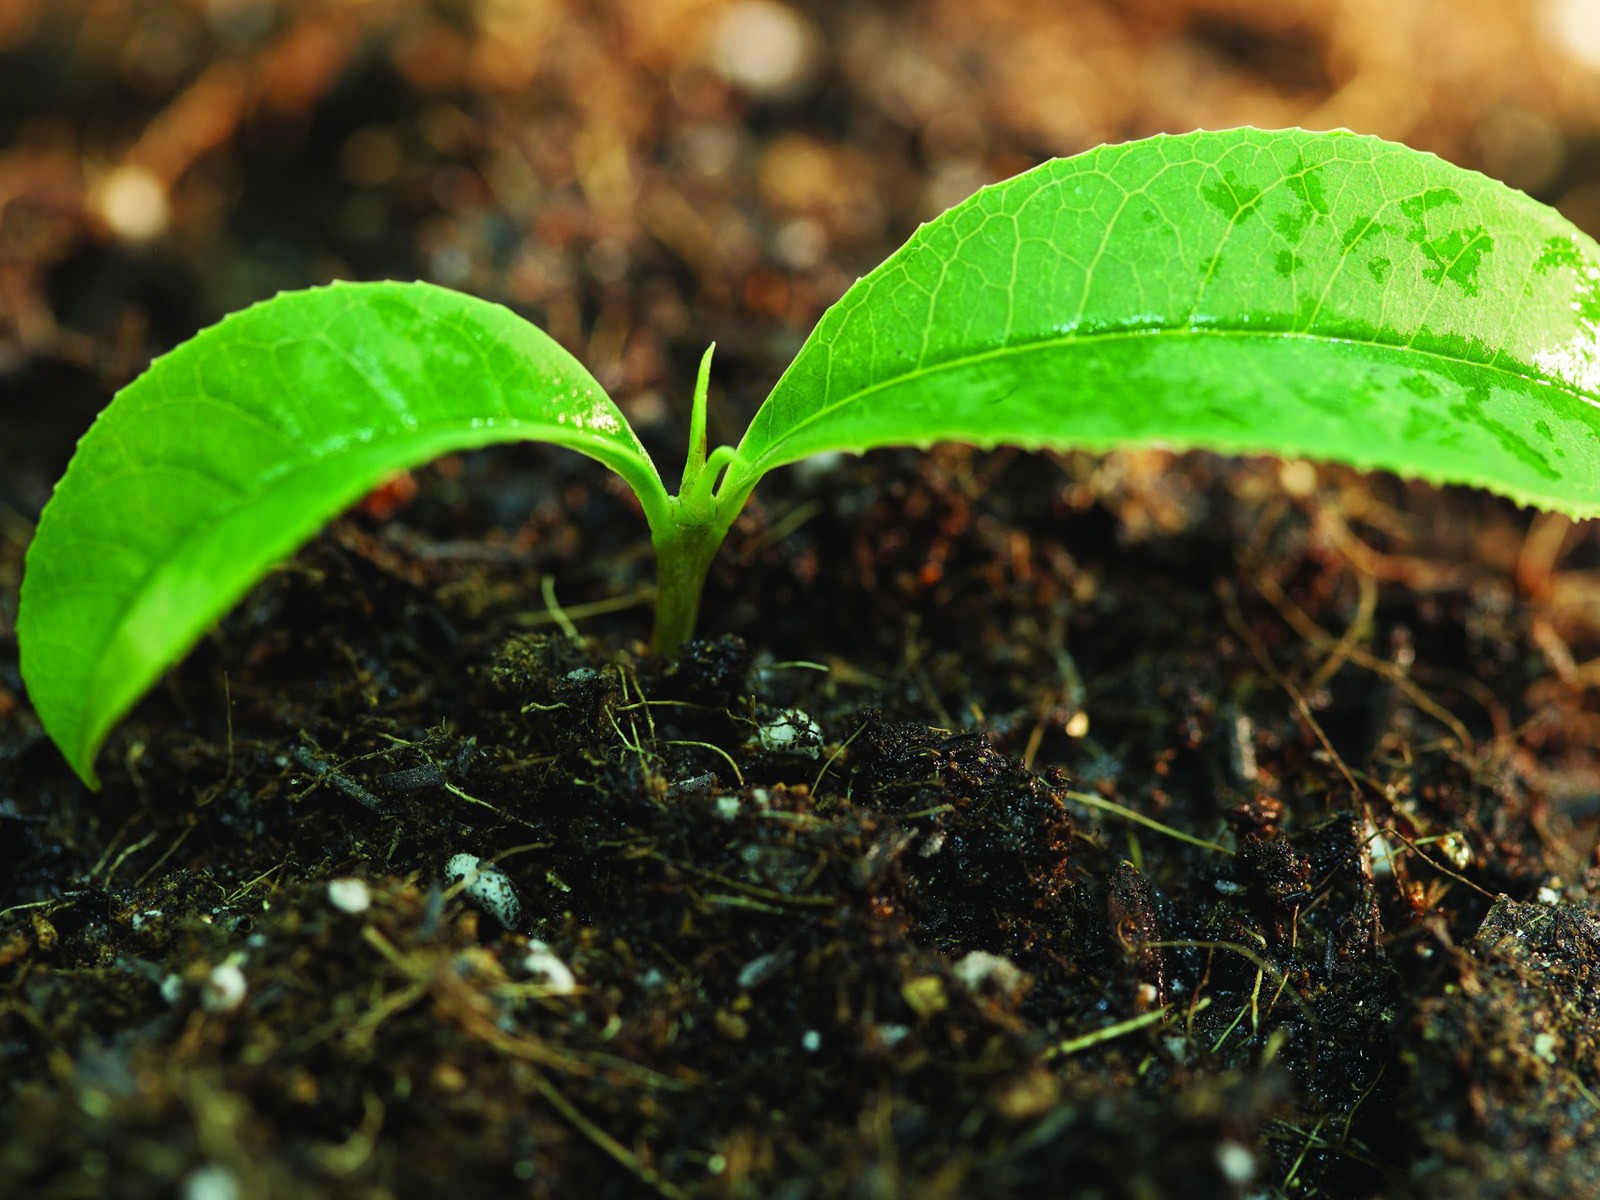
[19,281,664,785]
[730,128,1600,515]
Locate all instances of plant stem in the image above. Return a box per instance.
[650,512,727,654]
[650,343,745,654]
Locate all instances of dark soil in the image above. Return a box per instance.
[6,3,1600,1198]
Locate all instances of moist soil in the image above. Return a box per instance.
[7,4,1600,1199]
[8,435,1600,1200]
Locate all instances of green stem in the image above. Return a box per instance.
[648,344,756,654]
[650,509,726,654]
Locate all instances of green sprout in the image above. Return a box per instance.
[18,127,1600,786]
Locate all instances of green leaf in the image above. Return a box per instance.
[728,128,1600,517]
[19,281,665,786]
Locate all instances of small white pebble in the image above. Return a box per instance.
[737,951,789,990]
[201,960,247,1013]
[952,950,1025,994]
[445,853,524,930]
[708,0,820,98]
[160,973,184,1005]
[754,709,823,758]
[773,217,827,271]
[1538,883,1563,906]
[131,909,163,932]
[1215,1141,1256,1185]
[182,1163,241,1200]
[715,794,742,821]
[801,1029,821,1052]
[326,878,371,914]
[790,449,847,489]
[1533,1032,1559,1063]
[92,164,170,241]
[521,939,577,994]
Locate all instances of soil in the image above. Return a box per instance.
[6,3,1600,1198]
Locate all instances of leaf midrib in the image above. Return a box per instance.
[745,324,1597,472]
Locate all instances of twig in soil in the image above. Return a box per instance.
[539,575,583,644]
[443,781,540,830]
[0,899,58,920]
[748,498,824,552]
[1517,511,1577,594]
[1337,1062,1388,1148]
[359,927,683,1086]
[1059,790,1233,856]
[193,673,238,807]
[658,857,836,908]
[1279,1114,1329,1192]
[489,840,557,862]
[1380,826,1494,898]
[1253,572,1480,753]
[658,739,743,786]
[913,663,957,729]
[513,586,654,626]
[525,1070,690,1200]
[1045,1001,1185,1059]
[1262,1116,1389,1184]
[357,926,691,1197]
[812,717,868,795]
[311,1090,385,1176]
[225,861,287,904]
[377,762,446,792]
[1209,932,1268,1048]
[1150,939,1320,1040]
[87,811,145,883]
[1022,625,1090,770]
[1305,572,1379,692]
[339,979,430,1053]
[621,665,657,742]
[99,828,158,886]
[614,698,716,713]
[1219,582,1362,799]
[290,744,388,814]
[134,818,200,889]
[605,685,655,779]
[1320,508,1471,591]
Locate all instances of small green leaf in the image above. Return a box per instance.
[19,281,666,786]
[728,128,1600,516]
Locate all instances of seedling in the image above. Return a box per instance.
[19,128,1600,786]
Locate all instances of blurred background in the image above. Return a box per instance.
[3,0,1600,515]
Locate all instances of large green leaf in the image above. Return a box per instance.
[19,281,666,786]
[727,128,1600,516]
